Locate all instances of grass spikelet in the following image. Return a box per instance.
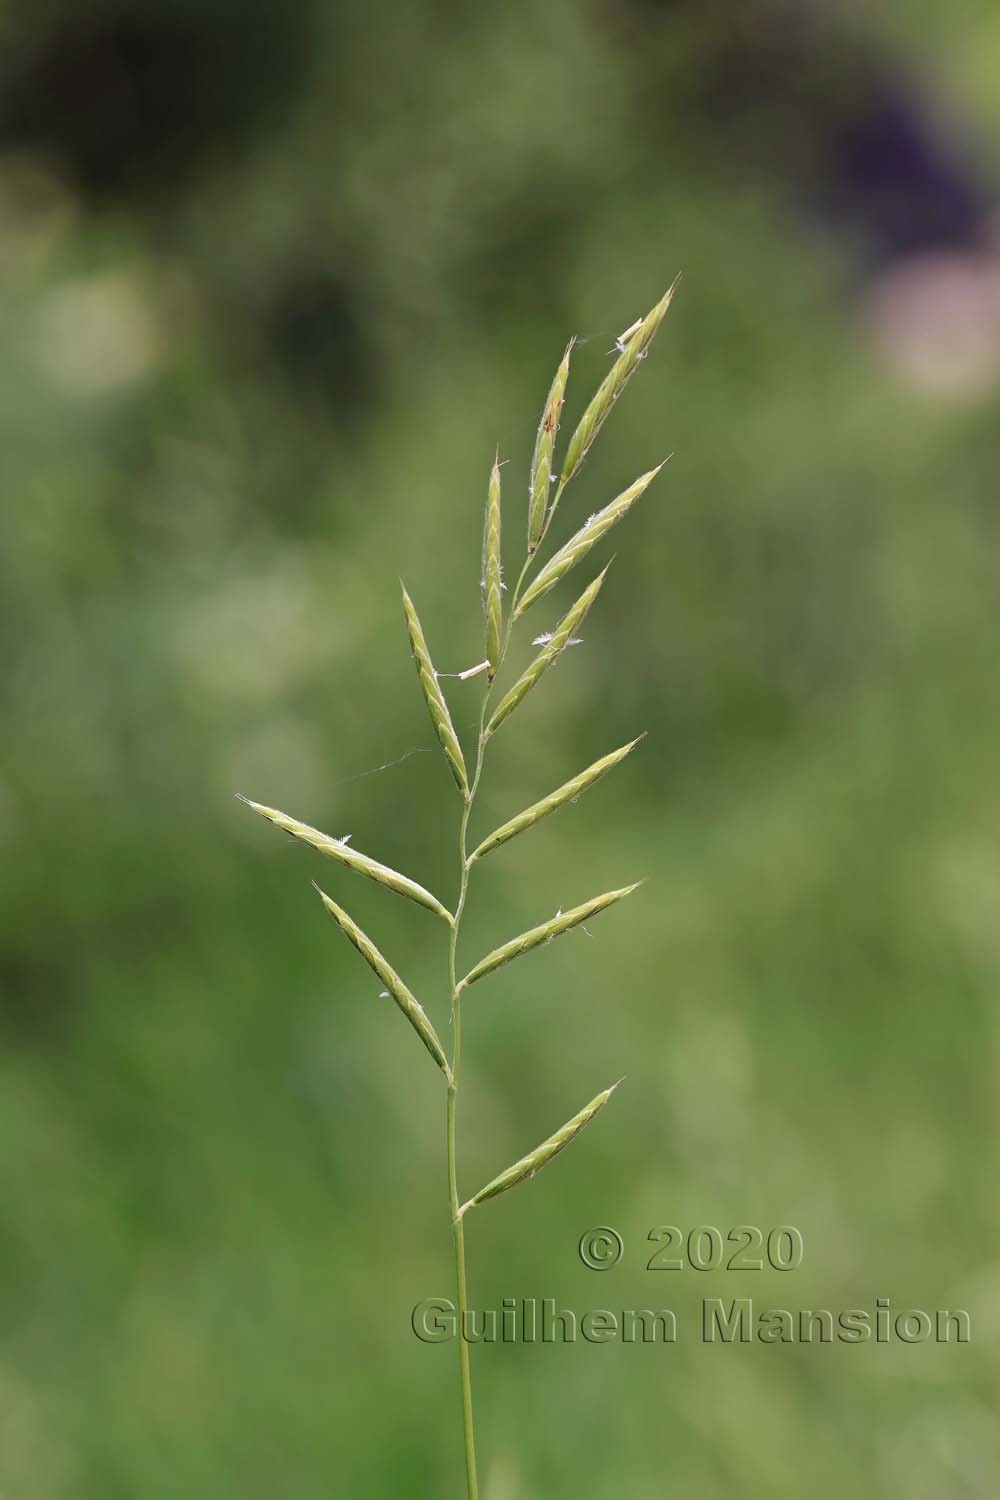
[459,1081,621,1213]
[485,566,608,737]
[236,795,453,922]
[514,464,665,619]
[457,883,641,990]
[559,279,678,488]
[401,585,470,798]
[528,339,573,553]
[482,457,503,681]
[312,883,450,1075]
[468,735,645,863]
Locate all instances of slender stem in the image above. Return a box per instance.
[447,698,489,1500]
[509,556,534,618]
[446,536,541,1496]
[447,1081,477,1498]
[447,789,479,1500]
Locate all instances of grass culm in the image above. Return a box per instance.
[239,279,678,1496]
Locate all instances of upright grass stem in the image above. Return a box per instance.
[240,291,674,1497]
[446,697,488,1500]
[445,530,594,1496]
[446,614,520,1497]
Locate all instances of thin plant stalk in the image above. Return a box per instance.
[445,558,601,1493]
[446,710,486,1500]
[238,288,675,1498]
[444,320,671,1484]
[444,630,521,1496]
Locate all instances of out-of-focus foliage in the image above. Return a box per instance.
[1,3,999,1497]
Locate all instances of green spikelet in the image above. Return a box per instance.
[401,585,470,798]
[482,457,503,681]
[458,883,640,990]
[460,1081,621,1213]
[469,735,644,862]
[559,279,678,489]
[236,796,453,922]
[485,567,608,738]
[515,465,665,620]
[313,883,450,1076]
[528,339,573,553]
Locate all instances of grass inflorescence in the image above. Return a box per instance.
[238,285,677,1497]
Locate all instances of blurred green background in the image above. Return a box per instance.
[2,2,999,1495]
